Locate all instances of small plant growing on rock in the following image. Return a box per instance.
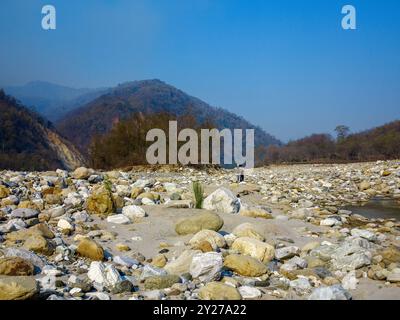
[103,175,113,193]
[192,181,204,209]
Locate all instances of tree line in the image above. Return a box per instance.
[259,122,400,165]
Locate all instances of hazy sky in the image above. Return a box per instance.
[1,0,399,142]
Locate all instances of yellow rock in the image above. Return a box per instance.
[76,238,104,261]
[198,282,242,300]
[6,223,54,242]
[189,229,226,249]
[116,243,131,252]
[151,254,167,268]
[23,235,54,256]
[194,241,214,252]
[0,185,10,199]
[0,257,34,276]
[239,207,273,219]
[137,192,160,201]
[0,276,38,300]
[175,211,224,235]
[86,186,115,216]
[224,254,267,277]
[232,223,265,241]
[18,201,35,209]
[231,237,275,263]
[131,187,144,199]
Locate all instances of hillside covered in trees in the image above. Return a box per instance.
[0,90,85,171]
[56,80,281,156]
[262,121,400,164]
[89,111,216,169]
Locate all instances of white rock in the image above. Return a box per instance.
[190,252,223,282]
[107,214,131,225]
[133,179,155,188]
[113,256,139,268]
[10,208,39,219]
[122,205,146,220]
[308,285,352,300]
[320,218,340,227]
[342,271,358,290]
[116,185,131,197]
[203,187,241,214]
[350,228,377,242]
[141,198,155,205]
[140,264,167,280]
[142,290,165,300]
[289,277,312,295]
[164,250,201,275]
[72,211,89,222]
[275,246,300,260]
[87,261,123,289]
[57,218,74,231]
[223,233,237,247]
[70,287,83,297]
[48,206,65,218]
[163,183,178,193]
[38,275,57,290]
[238,286,262,299]
[85,292,111,300]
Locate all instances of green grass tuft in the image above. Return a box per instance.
[192,181,204,209]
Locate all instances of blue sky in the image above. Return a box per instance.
[0,0,399,142]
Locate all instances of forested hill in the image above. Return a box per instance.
[0,90,85,171]
[263,120,400,164]
[56,79,281,155]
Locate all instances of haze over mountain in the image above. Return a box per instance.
[0,90,85,171]
[56,79,282,155]
[4,81,109,122]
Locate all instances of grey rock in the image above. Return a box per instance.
[308,285,352,300]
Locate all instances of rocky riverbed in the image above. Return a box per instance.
[0,161,400,300]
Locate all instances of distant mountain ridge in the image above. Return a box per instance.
[0,90,85,171]
[4,81,109,122]
[56,79,282,154]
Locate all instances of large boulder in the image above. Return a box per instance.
[0,276,38,300]
[76,238,104,261]
[223,254,267,277]
[231,237,275,263]
[86,186,115,216]
[198,282,242,300]
[175,211,224,235]
[0,257,34,276]
[203,188,241,214]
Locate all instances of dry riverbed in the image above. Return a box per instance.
[0,161,400,300]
